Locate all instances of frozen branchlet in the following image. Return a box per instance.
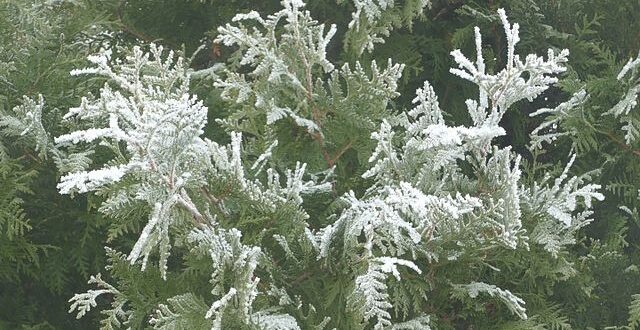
[189,226,261,329]
[68,271,131,330]
[478,147,525,249]
[347,0,395,30]
[530,154,604,227]
[604,51,640,144]
[68,273,119,319]
[349,257,421,329]
[250,140,278,175]
[52,44,210,278]
[57,164,133,194]
[522,155,604,256]
[68,249,133,329]
[0,95,51,157]
[450,9,569,127]
[56,44,209,196]
[208,132,331,210]
[452,282,527,320]
[340,0,431,54]
[187,226,300,329]
[318,182,482,259]
[529,90,590,150]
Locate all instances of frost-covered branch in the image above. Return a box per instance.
[215,0,336,135]
[529,90,590,150]
[187,226,301,329]
[312,9,602,327]
[452,282,527,320]
[340,0,431,54]
[604,51,640,144]
[214,0,405,169]
[350,257,422,329]
[450,9,569,126]
[68,273,123,320]
[40,40,332,284]
[51,44,211,278]
[522,155,604,255]
[0,95,51,158]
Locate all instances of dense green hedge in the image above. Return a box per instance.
[1,0,639,328]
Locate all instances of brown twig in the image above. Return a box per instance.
[328,140,354,168]
[177,189,205,225]
[290,271,312,286]
[604,130,640,157]
[200,186,229,220]
[292,20,350,170]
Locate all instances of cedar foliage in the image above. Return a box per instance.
[0,0,639,329]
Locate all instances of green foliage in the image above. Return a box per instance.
[0,0,116,327]
[0,158,39,281]
[1,0,639,329]
[630,294,640,329]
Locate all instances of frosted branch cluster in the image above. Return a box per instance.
[312,8,603,327]
[214,0,336,134]
[450,9,569,127]
[214,0,404,142]
[5,1,610,328]
[44,34,332,328]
